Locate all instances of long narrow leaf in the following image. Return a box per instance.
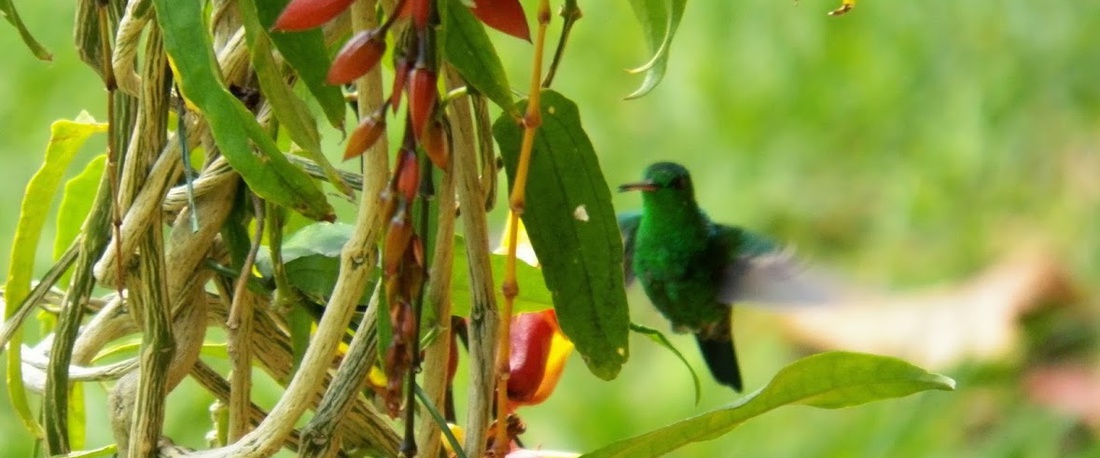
[443,0,516,113]
[4,112,106,437]
[629,323,702,405]
[0,0,52,60]
[256,0,347,129]
[239,0,353,197]
[625,0,686,99]
[582,352,956,457]
[153,0,335,221]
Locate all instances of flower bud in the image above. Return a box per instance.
[406,67,438,140]
[390,57,411,112]
[422,117,449,170]
[468,0,532,41]
[344,107,387,160]
[273,0,356,32]
[328,30,386,84]
[395,148,420,202]
[383,208,412,276]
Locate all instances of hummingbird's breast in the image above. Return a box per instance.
[632,221,728,331]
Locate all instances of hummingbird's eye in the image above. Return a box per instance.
[670,176,688,190]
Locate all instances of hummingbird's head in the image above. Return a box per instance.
[618,162,695,199]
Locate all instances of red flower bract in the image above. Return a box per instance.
[469,0,531,42]
[272,0,355,32]
[327,30,386,85]
[406,67,438,140]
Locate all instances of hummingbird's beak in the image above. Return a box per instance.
[618,181,658,192]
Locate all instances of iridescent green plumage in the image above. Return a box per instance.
[619,162,808,392]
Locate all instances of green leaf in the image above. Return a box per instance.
[451,236,553,317]
[626,0,686,99]
[54,154,106,284]
[153,0,335,221]
[443,0,516,113]
[239,0,353,198]
[255,222,372,304]
[256,223,555,316]
[0,0,52,60]
[581,352,956,458]
[629,323,702,406]
[494,90,630,381]
[4,112,106,438]
[52,444,118,458]
[256,0,346,129]
[69,383,86,450]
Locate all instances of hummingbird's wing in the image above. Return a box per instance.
[714,225,837,306]
[617,212,642,285]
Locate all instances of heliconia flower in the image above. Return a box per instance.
[507,310,574,410]
[327,30,387,84]
[406,66,438,140]
[469,0,531,42]
[272,0,355,32]
[422,118,449,170]
[343,106,387,160]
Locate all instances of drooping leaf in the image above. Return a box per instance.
[4,112,106,437]
[494,90,630,381]
[581,352,956,458]
[468,0,530,41]
[53,154,106,285]
[443,0,517,113]
[629,323,702,406]
[257,0,347,128]
[0,0,52,60]
[626,0,687,99]
[154,0,335,221]
[239,0,353,197]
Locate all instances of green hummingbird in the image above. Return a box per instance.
[619,162,829,391]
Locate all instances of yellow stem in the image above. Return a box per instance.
[495,0,552,455]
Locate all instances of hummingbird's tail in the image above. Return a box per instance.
[695,313,743,392]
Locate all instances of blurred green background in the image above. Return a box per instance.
[2,0,1100,456]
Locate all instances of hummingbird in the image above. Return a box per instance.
[618,162,829,391]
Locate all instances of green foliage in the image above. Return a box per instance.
[4,0,1095,456]
[626,0,686,99]
[583,352,956,457]
[496,90,631,381]
[442,0,516,112]
[152,0,335,221]
[4,113,105,438]
[450,236,553,317]
[53,154,105,282]
[256,223,556,315]
[0,0,51,60]
[629,323,702,405]
[253,0,346,129]
[238,0,354,198]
